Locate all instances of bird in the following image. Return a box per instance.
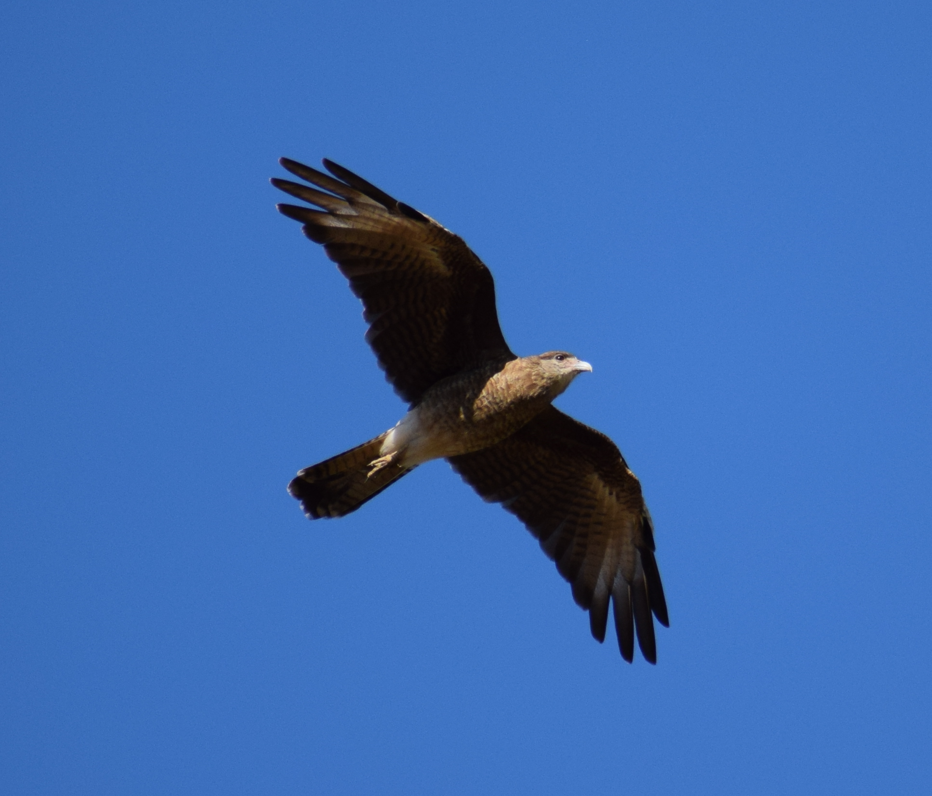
[272,158,669,663]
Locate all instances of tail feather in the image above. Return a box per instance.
[288,432,412,519]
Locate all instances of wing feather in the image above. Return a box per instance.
[273,159,513,402]
[448,406,669,663]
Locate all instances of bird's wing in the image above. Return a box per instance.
[448,406,669,663]
[272,158,514,404]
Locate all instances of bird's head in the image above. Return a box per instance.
[534,351,593,395]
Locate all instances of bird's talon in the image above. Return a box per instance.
[366,453,396,478]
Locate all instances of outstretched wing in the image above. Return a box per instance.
[448,406,669,663]
[272,158,514,404]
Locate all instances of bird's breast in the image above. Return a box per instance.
[383,363,556,467]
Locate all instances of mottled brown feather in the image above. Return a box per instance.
[448,406,668,663]
[272,159,512,403]
[288,433,412,519]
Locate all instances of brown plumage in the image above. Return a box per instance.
[273,158,669,663]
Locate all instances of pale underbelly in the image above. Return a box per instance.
[379,401,535,468]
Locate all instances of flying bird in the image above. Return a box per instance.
[272,158,668,663]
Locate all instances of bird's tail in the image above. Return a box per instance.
[288,432,412,519]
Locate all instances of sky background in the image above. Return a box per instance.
[2,1,931,793]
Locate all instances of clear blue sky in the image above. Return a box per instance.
[3,1,931,793]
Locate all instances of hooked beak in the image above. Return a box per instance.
[575,359,593,373]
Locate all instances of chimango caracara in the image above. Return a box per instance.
[272,158,669,663]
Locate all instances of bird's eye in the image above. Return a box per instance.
[554,354,566,362]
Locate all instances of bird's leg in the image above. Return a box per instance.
[366,451,400,479]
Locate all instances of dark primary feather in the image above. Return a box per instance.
[449,406,669,663]
[272,158,513,404]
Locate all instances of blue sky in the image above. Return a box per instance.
[2,1,931,793]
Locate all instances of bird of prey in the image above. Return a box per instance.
[272,158,669,663]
